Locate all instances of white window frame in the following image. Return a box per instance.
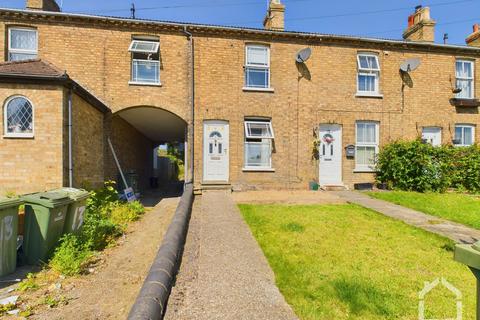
[128,40,160,54]
[455,59,474,99]
[8,27,38,61]
[422,127,442,146]
[355,121,379,172]
[244,121,274,139]
[3,95,35,138]
[454,124,475,147]
[356,53,380,96]
[129,39,161,85]
[131,59,160,85]
[243,119,274,170]
[244,45,271,90]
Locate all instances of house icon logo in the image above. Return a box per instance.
[418,278,462,320]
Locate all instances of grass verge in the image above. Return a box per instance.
[239,203,476,320]
[367,191,480,230]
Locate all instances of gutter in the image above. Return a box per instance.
[183,26,195,185]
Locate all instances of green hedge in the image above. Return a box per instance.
[376,140,480,193]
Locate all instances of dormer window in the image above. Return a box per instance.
[357,53,380,96]
[8,28,38,61]
[129,38,160,85]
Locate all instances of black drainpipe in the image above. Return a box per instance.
[182,26,195,185]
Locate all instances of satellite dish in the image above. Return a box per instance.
[295,48,312,63]
[400,58,421,72]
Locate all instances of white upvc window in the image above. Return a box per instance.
[244,119,274,170]
[456,60,474,99]
[355,121,379,171]
[245,45,270,89]
[8,28,38,62]
[3,96,34,138]
[422,127,442,146]
[357,53,380,95]
[454,124,475,146]
[129,39,160,85]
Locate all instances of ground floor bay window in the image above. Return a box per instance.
[355,121,379,172]
[243,119,274,170]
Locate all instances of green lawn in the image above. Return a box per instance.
[367,191,480,230]
[239,204,476,320]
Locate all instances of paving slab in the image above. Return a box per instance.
[165,191,298,320]
[337,191,480,244]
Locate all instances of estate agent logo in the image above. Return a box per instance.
[418,278,462,320]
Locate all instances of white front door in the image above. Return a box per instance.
[319,124,343,186]
[203,121,229,182]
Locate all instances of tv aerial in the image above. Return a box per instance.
[400,58,421,73]
[295,48,312,63]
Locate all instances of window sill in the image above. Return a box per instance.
[3,134,34,139]
[242,87,275,93]
[242,167,275,172]
[353,168,376,173]
[355,92,383,99]
[128,81,162,87]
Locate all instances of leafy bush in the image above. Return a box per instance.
[49,234,92,276]
[48,181,145,275]
[110,201,145,227]
[376,140,480,193]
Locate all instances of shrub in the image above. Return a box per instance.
[376,140,480,193]
[49,234,92,276]
[80,209,121,251]
[109,201,145,228]
[48,181,145,276]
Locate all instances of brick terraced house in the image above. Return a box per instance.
[0,0,480,194]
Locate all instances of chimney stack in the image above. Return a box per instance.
[403,6,436,42]
[26,0,61,12]
[466,24,480,47]
[263,0,285,31]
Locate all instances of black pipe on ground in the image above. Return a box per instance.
[128,183,194,320]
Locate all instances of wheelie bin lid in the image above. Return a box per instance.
[0,197,22,210]
[22,191,73,208]
[50,188,90,201]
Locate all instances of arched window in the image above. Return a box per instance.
[4,96,34,137]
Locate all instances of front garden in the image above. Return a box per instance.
[1,181,146,317]
[239,204,476,320]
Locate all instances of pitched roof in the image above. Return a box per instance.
[0,59,109,113]
[0,59,66,78]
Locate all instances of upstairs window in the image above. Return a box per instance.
[4,96,34,138]
[245,45,270,89]
[8,28,38,61]
[355,121,379,171]
[357,53,380,95]
[456,60,474,99]
[244,119,274,169]
[454,124,475,146]
[129,38,160,85]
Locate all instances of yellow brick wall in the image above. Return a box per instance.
[71,93,105,189]
[1,14,480,190]
[0,84,64,195]
[192,37,480,190]
[106,115,154,191]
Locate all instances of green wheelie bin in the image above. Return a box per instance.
[22,192,73,265]
[0,198,21,277]
[51,188,89,234]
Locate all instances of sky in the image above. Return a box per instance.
[1,0,479,45]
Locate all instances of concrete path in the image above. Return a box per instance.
[337,191,480,244]
[165,191,298,320]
